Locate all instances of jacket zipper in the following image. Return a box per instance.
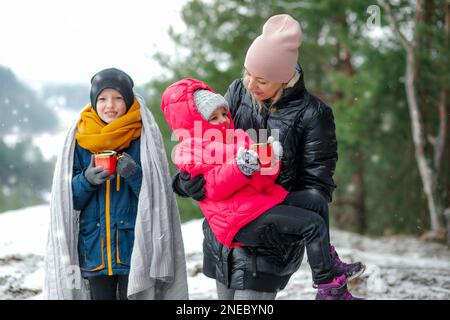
[105,180,113,275]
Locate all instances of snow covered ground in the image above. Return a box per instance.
[0,205,449,300]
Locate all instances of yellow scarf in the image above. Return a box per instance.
[76,99,142,153]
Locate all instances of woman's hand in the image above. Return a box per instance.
[172,172,207,201]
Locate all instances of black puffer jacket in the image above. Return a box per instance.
[202,66,338,292]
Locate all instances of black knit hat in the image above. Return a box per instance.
[90,68,134,111]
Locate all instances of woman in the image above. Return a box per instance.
[173,14,364,300]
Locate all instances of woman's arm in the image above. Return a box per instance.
[299,105,338,202]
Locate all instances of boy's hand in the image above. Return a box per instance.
[84,156,112,185]
[236,147,260,177]
[116,152,138,178]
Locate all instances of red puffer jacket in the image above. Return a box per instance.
[161,78,288,247]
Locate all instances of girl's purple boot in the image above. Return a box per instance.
[330,245,366,280]
[315,275,363,300]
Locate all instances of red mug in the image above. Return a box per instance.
[94,150,118,175]
[250,143,273,168]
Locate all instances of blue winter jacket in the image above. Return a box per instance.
[72,138,142,277]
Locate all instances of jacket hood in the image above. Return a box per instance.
[161,78,234,141]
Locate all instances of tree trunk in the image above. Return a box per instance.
[381,0,443,234]
[446,208,450,246]
[404,47,441,232]
[443,0,450,246]
[341,47,354,77]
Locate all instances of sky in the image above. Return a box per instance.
[0,0,187,89]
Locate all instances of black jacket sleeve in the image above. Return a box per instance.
[298,105,338,202]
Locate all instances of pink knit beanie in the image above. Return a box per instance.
[244,14,302,83]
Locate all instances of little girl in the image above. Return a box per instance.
[161,78,363,300]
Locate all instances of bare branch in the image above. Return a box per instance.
[427,134,436,146]
[380,0,442,232]
[379,0,413,50]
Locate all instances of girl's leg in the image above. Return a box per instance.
[234,205,334,284]
[215,279,235,300]
[283,190,330,244]
[88,275,118,300]
[284,190,365,280]
[234,289,277,300]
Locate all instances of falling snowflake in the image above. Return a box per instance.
[346,183,355,193]
[371,154,380,163]
[2,186,12,196]
[62,173,72,183]
[60,254,70,266]
[381,113,393,132]
[23,148,38,163]
[8,176,17,185]
[55,230,66,242]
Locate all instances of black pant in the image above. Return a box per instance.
[283,190,330,244]
[87,275,129,300]
[234,190,333,284]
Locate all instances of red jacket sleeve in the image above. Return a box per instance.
[175,138,251,201]
[202,158,250,201]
